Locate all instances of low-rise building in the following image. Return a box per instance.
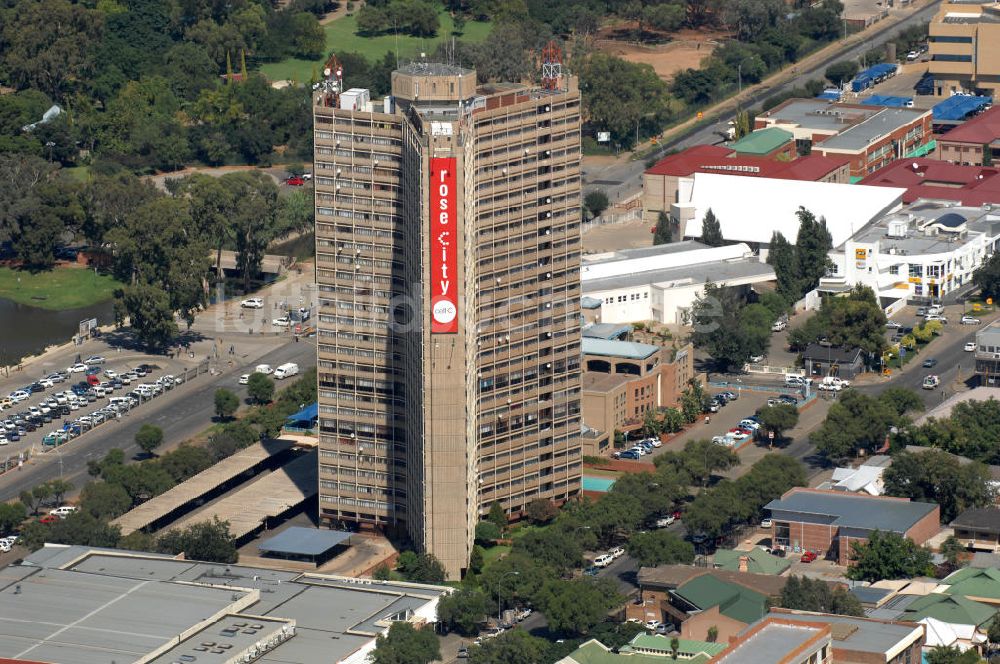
[558,635,727,664]
[974,321,1000,385]
[951,509,1000,552]
[859,158,1000,206]
[581,338,694,434]
[581,241,775,325]
[768,609,925,664]
[938,566,1000,606]
[800,344,865,380]
[824,200,1000,301]
[899,594,994,651]
[937,106,1000,165]
[730,127,797,159]
[711,616,833,664]
[712,547,792,575]
[764,488,941,565]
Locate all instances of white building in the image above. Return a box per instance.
[580,241,775,325]
[672,172,906,257]
[824,201,1000,301]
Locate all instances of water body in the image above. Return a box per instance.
[0,297,115,366]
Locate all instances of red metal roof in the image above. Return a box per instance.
[644,145,849,181]
[859,157,1000,205]
[938,106,1000,144]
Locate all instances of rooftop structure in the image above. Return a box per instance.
[938,105,1000,166]
[766,609,925,664]
[939,566,1000,603]
[755,99,882,137]
[712,548,792,575]
[817,108,929,153]
[581,338,661,361]
[672,573,771,624]
[729,127,794,157]
[932,95,993,123]
[557,635,726,664]
[674,173,905,250]
[900,593,996,627]
[8,545,449,664]
[711,617,831,664]
[859,158,1000,206]
[257,526,352,563]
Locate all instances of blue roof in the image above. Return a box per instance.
[582,323,633,340]
[933,95,993,122]
[862,94,913,108]
[816,91,841,101]
[286,402,318,423]
[258,526,352,556]
[582,337,660,360]
[581,296,603,309]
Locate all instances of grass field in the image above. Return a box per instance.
[260,11,492,82]
[0,266,120,310]
[63,166,92,183]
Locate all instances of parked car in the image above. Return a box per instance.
[583,566,600,576]
[254,364,273,375]
[67,363,88,373]
[285,176,305,186]
[241,297,264,309]
[49,506,78,518]
[38,514,60,525]
[961,315,981,325]
[272,316,291,327]
[885,321,902,329]
[925,314,948,323]
[965,342,978,352]
[771,320,787,332]
[593,554,614,568]
[609,546,625,559]
[800,551,818,563]
[760,518,773,528]
[619,450,641,460]
[84,355,106,365]
[655,515,676,528]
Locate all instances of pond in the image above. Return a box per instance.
[0,296,116,366]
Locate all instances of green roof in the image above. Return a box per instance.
[730,127,793,155]
[941,567,1000,601]
[902,593,997,627]
[624,634,727,658]
[712,548,792,576]
[560,639,690,664]
[674,574,769,624]
[581,338,661,360]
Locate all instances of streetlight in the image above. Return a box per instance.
[498,570,519,627]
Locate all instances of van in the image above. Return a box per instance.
[274,362,299,380]
[926,304,943,316]
[255,364,273,375]
[785,374,804,387]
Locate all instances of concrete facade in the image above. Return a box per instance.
[928,1,1000,98]
[313,62,583,577]
[937,106,1000,166]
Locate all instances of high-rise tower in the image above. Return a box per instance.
[313,54,583,577]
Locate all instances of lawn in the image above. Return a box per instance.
[0,265,120,310]
[63,166,92,183]
[260,11,493,83]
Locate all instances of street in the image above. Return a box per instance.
[582,0,943,201]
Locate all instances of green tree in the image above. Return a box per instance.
[691,284,768,371]
[535,578,624,636]
[79,481,132,520]
[847,531,933,582]
[0,502,27,534]
[370,621,440,664]
[883,450,995,522]
[156,518,238,563]
[514,527,584,574]
[925,645,981,664]
[767,231,802,304]
[525,498,558,524]
[579,53,675,148]
[20,483,53,516]
[987,614,1000,650]
[19,511,122,550]
[437,588,488,635]
[584,190,610,220]
[973,252,1000,301]
[398,552,447,583]
[468,629,552,664]
[940,535,966,569]
[158,444,214,483]
[675,438,739,487]
[469,544,485,575]
[794,207,834,294]
[626,530,695,567]
[475,521,502,544]
[825,60,859,86]
[488,501,508,532]
[700,208,724,247]
[776,575,863,616]
[653,210,673,245]
[755,404,799,444]
[246,372,275,404]
[812,390,902,461]
[214,388,240,420]
[134,424,164,457]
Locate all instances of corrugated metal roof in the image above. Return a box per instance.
[730,127,794,155]
[581,338,660,360]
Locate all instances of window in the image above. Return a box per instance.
[909,264,923,278]
[889,264,900,275]
[932,54,972,62]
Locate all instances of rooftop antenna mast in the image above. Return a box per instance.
[541,40,563,91]
[320,53,343,108]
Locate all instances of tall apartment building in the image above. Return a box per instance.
[312,59,583,577]
[928,1,1000,97]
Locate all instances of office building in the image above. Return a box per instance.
[313,55,583,577]
[974,321,1000,385]
[937,106,1000,165]
[928,1,1000,98]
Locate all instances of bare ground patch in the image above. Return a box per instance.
[594,27,731,82]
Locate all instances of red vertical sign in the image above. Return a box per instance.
[430,157,458,333]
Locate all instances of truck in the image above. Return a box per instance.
[274,362,299,380]
[922,375,940,390]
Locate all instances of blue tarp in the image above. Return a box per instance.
[816,91,841,101]
[286,402,317,424]
[862,94,913,108]
[933,95,992,121]
[851,63,898,92]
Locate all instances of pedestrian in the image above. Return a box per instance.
[230,344,234,355]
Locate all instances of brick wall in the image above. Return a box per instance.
[681,605,747,643]
[904,505,942,546]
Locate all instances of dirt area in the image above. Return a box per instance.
[583,217,654,254]
[595,28,729,82]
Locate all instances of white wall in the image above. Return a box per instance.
[581,243,752,282]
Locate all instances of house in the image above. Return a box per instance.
[709,616,833,664]
[766,609,925,664]
[818,459,889,496]
[938,106,1000,165]
[557,635,726,664]
[800,345,865,381]
[764,488,941,565]
[712,547,792,575]
[900,594,995,651]
[938,567,1000,606]
[951,508,1000,552]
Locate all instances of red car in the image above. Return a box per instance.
[800,551,818,563]
[86,374,100,386]
[38,514,60,525]
[285,176,305,186]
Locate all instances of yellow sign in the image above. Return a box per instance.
[855,248,867,259]
[989,298,994,305]
[974,303,983,312]
[908,277,922,284]
[697,112,703,120]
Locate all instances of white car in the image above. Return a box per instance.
[238,374,250,385]
[241,297,264,309]
[38,378,54,389]
[655,515,676,528]
[961,315,981,325]
[965,342,977,352]
[104,369,118,379]
[67,363,88,373]
[49,506,78,518]
[739,419,761,430]
[925,314,948,323]
[272,316,291,327]
[84,355,106,365]
[593,554,614,568]
[644,437,662,448]
[9,391,29,403]
[761,518,773,528]
[609,546,625,559]
[254,364,273,375]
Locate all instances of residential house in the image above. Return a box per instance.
[712,548,792,576]
[800,345,866,381]
[951,509,1000,552]
[900,593,995,651]
[557,635,727,664]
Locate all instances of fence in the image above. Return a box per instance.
[0,449,30,475]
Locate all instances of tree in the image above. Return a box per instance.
[475,521,502,544]
[584,190,610,220]
[940,535,966,569]
[514,528,584,574]
[767,231,802,304]
[246,372,275,404]
[20,483,53,515]
[973,252,1000,301]
[437,588,488,635]
[675,438,739,486]
[398,552,447,583]
[214,388,239,420]
[626,530,695,567]
[134,424,164,457]
[776,575,863,616]
[580,53,675,148]
[19,511,122,550]
[700,209,724,247]
[0,502,27,534]
[987,614,1000,650]
[535,578,624,636]
[653,210,673,245]
[488,501,508,532]
[691,284,770,371]
[706,626,719,643]
[847,531,933,582]
[925,645,981,664]
[468,630,552,664]
[883,450,995,522]
[525,498,558,524]
[825,60,859,86]
[755,404,799,444]
[469,544,485,575]
[812,390,901,461]
[370,622,440,664]
[79,481,132,520]
[794,207,834,294]
[47,478,73,505]
[156,518,238,563]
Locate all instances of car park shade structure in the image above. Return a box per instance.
[258,526,352,564]
[933,96,993,122]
